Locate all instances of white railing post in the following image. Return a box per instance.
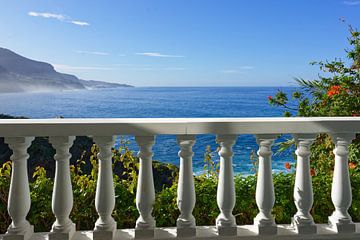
[92,136,117,240]
[216,135,237,236]
[176,135,196,237]
[4,137,34,240]
[135,136,156,239]
[291,134,316,234]
[48,136,76,240]
[328,133,356,233]
[254,134,277,235]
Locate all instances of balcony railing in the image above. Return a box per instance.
[0,117,359,240]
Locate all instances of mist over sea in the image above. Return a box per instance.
[0,87,297,174]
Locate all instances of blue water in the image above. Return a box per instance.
[0,87,297,174]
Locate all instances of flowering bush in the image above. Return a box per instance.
[268,26,360,175]
[327,85,347,97]
[268,27,359,117]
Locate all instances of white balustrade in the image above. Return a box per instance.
[328,133,356,233]
[291,134,316,234]
[48,136,76,240]
[0,117,359,240]
[4,137,34,240]
[92,136,117,240]
[215,135,237,236]
[135,136,156,239]
[254,134,277,235]
[176,135,196,237]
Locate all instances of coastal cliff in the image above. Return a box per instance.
[0,47,133,93]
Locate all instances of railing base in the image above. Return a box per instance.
[291,217,317,234]
[253,224,278,235]
[216,225,237,236]
[49,223,76,240]
[176,227,196,237]
[2,224,360,240]
[92,229,115,240]
[49,231,75,240]
[3,225,34,240]
[292,224,317,234]
[328,216,356,233]
[134,228,154,239]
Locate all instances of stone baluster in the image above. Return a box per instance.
[48,136,76,240]
[135,136,156,238]
[216,135,237,236]
[328,133,355,233]
[176,135,196,237]
[291,134,316,234]
[4,137,34,240]
[93,136,117,240]
[254,135,277,235]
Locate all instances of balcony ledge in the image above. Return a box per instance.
[2,224,360,240]
[1,117,359,240]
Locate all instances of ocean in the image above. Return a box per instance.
[0,87,297,174]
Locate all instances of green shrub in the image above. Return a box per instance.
[2,155,360,234]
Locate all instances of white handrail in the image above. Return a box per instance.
[0,117,359,136]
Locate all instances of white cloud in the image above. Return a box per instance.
[28,12,65,20]
[53,64,116,71]
[76,50,110,56]
[220,70,239,74]
[238,66,255,70]
[128,67,156,71]
[220,66,255,74]
[53,63,187,73]
[164,67,187,71]
[343,1,360,5]
[135,52,185,58]
[128,67,187,71]
[111,63,135,67]
[28,11,89,26]
[71,21,90,26]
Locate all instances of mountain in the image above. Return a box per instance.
[0,47,133,93]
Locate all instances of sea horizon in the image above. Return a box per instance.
[0,86,297,175]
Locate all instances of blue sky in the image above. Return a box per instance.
[1,0,359,87]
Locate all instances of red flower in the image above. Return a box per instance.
[352,113,360,117]
[349,162,357,169]
[268,96,273,101]
[310,168,316,176]
[327,85,347,97]
[285,162,291,170]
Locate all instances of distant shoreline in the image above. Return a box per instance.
[0,85,134,95]
[0,85,299,95]
[0,47,134,94]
